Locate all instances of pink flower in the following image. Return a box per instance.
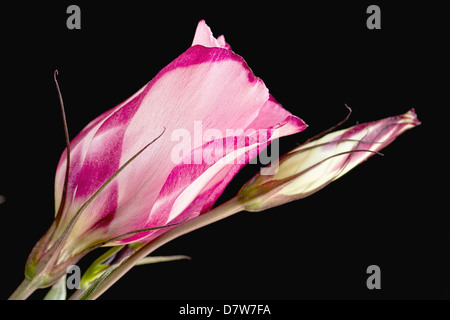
[26,20,305,282]
[238,109,420,211]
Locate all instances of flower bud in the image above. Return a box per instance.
[238,109,420,211]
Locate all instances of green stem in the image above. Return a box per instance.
[69,197,244,300]
[8,278,38,300]
[68,285,86,300]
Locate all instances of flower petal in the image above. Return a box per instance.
[191,20,231,49]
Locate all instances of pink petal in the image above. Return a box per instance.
[248,95,308,137]
[191,20,231,49]
[330,108,421,174]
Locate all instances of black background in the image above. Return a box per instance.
[0,1,448,301]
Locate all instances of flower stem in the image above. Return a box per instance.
[69,197,244,300]
[8,278,37,300]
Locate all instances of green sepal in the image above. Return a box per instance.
[43,275,67,300]
[80,246,124,289]
[75,246,190,300]
[136,255,191,266]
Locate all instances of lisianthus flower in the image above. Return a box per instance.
[24,20,306,287]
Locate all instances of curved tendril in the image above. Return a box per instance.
[291,138,383,155]
[64,127,166,238]
[302,104,353,145]
[290,148,383,182]
[78,213,196,259]
[54,70,71,220]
